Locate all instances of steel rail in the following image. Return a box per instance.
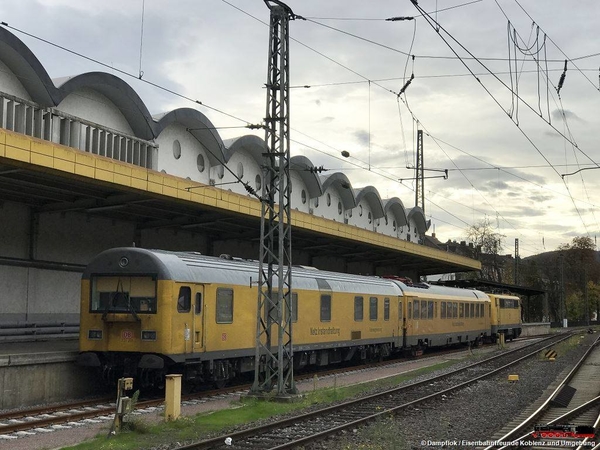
[174,333,571,450]
[484,333,600,450]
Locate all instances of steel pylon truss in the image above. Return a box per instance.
[251,0,299,397]
[415,129,425,214]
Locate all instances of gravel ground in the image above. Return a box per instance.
[0,335,581,450]
[312,332,597,450]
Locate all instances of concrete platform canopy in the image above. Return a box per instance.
[0,26,480,330]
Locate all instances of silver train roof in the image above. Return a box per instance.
[83,248,488,300]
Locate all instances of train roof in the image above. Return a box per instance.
[82,247,403,296]
[388,279,490,301]
[83,248,490,300]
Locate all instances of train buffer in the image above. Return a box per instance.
[544,349,557,361]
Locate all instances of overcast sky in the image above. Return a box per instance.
[1,0,599,257]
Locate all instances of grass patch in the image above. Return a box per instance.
[538,334,584,360]
[333,414,407,450]
[63,359,462,450]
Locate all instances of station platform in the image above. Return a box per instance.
[521,322,551,336]
[0,339,104,411]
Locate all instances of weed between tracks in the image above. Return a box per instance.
[63,360,459,450]
[537,334,583,360]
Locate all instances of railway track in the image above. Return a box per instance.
[483,333,600,450]
[0,341,487,438]
[172,333,572,450]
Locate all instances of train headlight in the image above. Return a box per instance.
[88,329,103,340]
[141,330,157,341]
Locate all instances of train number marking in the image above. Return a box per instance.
[221,333,227,341]
[121,330,134,340]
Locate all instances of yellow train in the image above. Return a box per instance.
[77,248,521,387]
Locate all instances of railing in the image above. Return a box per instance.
[0,322,79,342]
[0,90,158,169]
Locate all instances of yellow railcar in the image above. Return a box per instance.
[385,277,491,353]
[488,293,522,341]
[78,248,499,387]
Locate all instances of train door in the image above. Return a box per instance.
[174,283,205,355]
[405,296,416,346]
[398,297,406,348]
[192,284,205,353]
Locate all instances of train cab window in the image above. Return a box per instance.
[354,296,364,321]
[384,298,390,321]
[421,300,427,319]
[216,288,234,323]
[453,302,458,318]
[320,295,332,322]
[441,302,447,319]
[459,303,464,318]
[427,301,434,319]
[470,303,474,318]
[91,276,157,314]
[195,293,202,314]
[177,287,191,313]
[413,301,419,319]
[408,302,412,319]
[369,297,378,321]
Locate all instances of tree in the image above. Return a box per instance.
[558,236,595,251]
[466,217,507,282]
[466,217,506,256]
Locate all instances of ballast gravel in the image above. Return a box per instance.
[311,332,597,450]
[0,333,591,450]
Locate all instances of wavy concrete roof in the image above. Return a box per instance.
[0,27,59,105]
[384,197,409,226]
[321,172,356,209]
[290,155,323,198]
[156,107,226,166]
[407,206,429,234]
[355,186,385,219]
[57,72,155,140]
[223,134,266,165]
[0,26,428,242]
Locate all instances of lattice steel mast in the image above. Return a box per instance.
[251,0,300,397]
[415,129,425,213]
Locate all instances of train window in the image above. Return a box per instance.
[427,301,434,319]
[369,297,378,321]
[177,287,191,313]
[398,301,403,320]
[470,303,474,318]
[476,303,480,318]
[459,303,464,318]
[384,298,390,321]
[434,302,438,318]
[91,276,157,314]
[320,295,332,322]
[421,300,427,319]
[441,302,446,319]
[216,288,234,323]
[465,304,470,318]
[195,293,202,314]
[354,296,364,321]
[413,301,419,319]
[408,302,412,319]
[453,302,458,319]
